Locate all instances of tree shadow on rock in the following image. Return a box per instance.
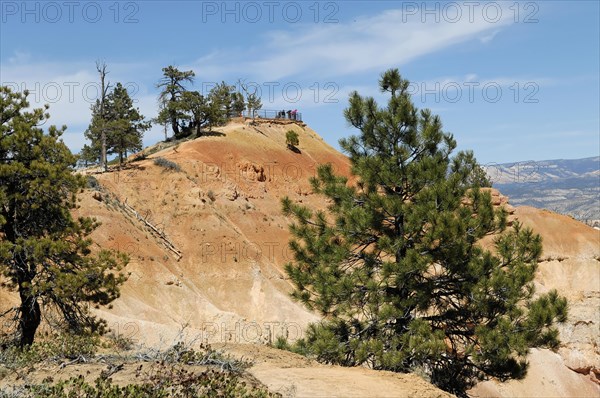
[287,144,301,154]
[197,130,226,138]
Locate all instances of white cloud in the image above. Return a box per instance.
[7,51,32,64]
[1,5,521,152]
[0,58,160,152]
[191,7,514,82]
[479,29,500,44]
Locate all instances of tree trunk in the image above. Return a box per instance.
[101,129,107,171]
[18,282,41,347]
[96,61,110,172]
[171,117,180,137]
[195,120,202,137]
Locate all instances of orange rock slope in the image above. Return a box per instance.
[79,120,351,346]
[1,120,598,397]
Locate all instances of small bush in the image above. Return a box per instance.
[7,368,279,398]
[132,152,147,162]
[271,336,310,358]
[141,341,251,372]
[207,190,216,202]
[273,336,291,351]
[86,176,100,189]
[0,366,8,381]
[105,331,135,352]
[0,339,280,397]
[153,157,181,172]
[0,333,98,369]
[285,130,299,149]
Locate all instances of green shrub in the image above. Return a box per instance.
[0,333,98,369]
[104,331,135,352]
[0,340,280,397]
[271,335,310,357]
[86,176,100,189]
[1,343,279,398]
[12,369,279,398]
[285,130,299,149]
[273,336,291,351]
[131,152,147,162]
[153,157,181,172]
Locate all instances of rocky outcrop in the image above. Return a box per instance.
[471,196,600,397]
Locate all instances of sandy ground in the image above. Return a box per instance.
[0,343,452,398]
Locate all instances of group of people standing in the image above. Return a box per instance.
[277,109,298,120]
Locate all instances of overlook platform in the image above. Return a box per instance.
[239,109,303,122]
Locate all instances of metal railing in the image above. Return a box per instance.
[238,109,303,122]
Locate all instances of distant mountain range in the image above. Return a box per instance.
[487,156,600,224]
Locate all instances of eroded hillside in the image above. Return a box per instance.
[79,119,351,345]
[2,120,598,397]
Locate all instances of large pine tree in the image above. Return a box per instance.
[156,66,195,139]
[156,69,245,139]
[281,69,567,395]
[0,86,128,347]
[105,83,150,164]
[84,83,150,166]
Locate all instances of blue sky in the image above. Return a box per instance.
[1,1,598,164]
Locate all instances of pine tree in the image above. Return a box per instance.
[84,83,150,166]
[0,86,128,347]
[78,144,99,167]
[281,69,567,395]
[231,91,246,117]
[104,83,150,165]
[156,66,195,139]
[180,90,211,137]
[209,81,243,118]
[246,92,262,119]
[239,81,262,119]
[93,61,111,171]
[83,102,107,165]
[286,130,299,149]
[178,88,233,138]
